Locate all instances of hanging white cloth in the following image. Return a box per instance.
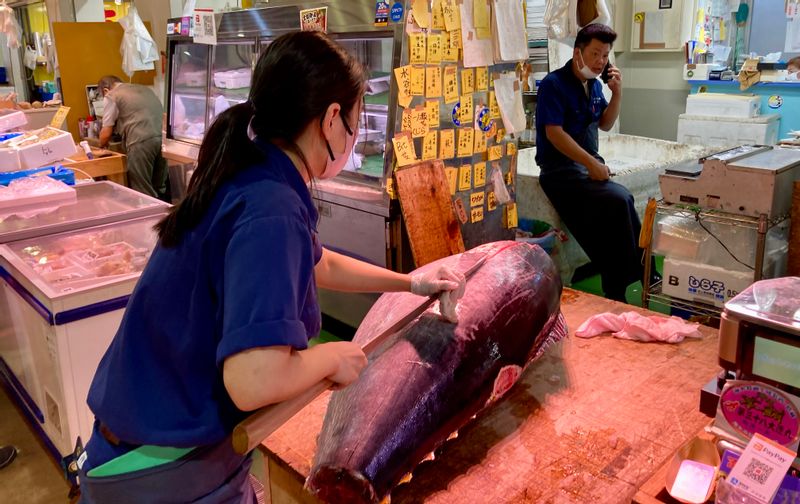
[118,6,159,78]
[544,0,612,39]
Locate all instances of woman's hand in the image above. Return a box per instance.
[323,341,368,387]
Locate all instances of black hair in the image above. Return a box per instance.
[97,75,122,91]
[156,31,368,247]
[574,23,617,50]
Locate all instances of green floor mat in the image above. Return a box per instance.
[569,257,668,314]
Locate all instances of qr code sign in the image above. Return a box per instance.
[743,458,773,484]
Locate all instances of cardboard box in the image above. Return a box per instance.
[662,257,753,308]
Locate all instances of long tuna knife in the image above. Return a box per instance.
[232,251,489,455]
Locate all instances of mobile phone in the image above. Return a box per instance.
[601,63,611,84]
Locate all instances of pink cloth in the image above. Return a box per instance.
[575,311,703,343]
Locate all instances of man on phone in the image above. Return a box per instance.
[535,24,649,303]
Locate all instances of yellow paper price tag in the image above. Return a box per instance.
[442,0,461,32]
[411,107,429,138]
[469,191,485,208]
[450,29,462,49]
[507,142,517,156]
[443,65,459,104]
[439,129,455,159]
[458,164,472,191]
[488,144,503,161]
[445,166,458,195]
[422,130,438,160]
[489,90,500,119]
[426,34,442,64]
[425,66,442,98]
[473,0,490,29]
[495,127,506,143]
[473,129,487,153]
[386,177,396,199]
[425,100,440,129]
[473,161,487,187]
[460,68,475,95]
[401,108,413,132]
[504,203,518,228]
[457,127,474,158]
[459,94,473,124]
[476,67,489,91]
[412,0,430,28]
[394,65,413,108]
[487,191,497,211]
[50,106,70,129]
[432,0,445,30]
[476,27,492,40]
[442,43,459,62]
[392,134,418,167]
[410,66,425,96]
[409,33,426,64]
[470,206,484,223]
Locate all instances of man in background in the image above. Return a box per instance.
[535,24,648,303]
[98,75,169,201]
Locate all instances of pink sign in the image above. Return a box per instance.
[720,383,800,447]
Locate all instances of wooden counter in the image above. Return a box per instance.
[62,148,127,186]
[259,289,721,503]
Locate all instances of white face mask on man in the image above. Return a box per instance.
[577,50,601,80]
[320,114,356,180]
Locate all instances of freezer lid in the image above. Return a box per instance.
[727,148,800,174]
[0,214,162,303]
[724,277,800,335]
[0,181,170,243]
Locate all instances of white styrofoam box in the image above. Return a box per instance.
[677,113,780,147]
[685,93,760,118]
[662,257,753,308]
[212,68,251,89]
[0,127,77,173]
[0,109,27,133]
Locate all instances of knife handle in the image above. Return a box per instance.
[232,378,333,455]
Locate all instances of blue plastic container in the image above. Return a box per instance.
[0,165,76,186]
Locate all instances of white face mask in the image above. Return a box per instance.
[320,115,356,180]
[577,50,601,80]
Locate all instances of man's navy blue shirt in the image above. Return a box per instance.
[87,140,322,448]
[535,59,608,171]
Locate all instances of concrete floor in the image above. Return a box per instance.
[0,385,71,503]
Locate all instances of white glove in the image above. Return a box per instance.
[410,266,466,323]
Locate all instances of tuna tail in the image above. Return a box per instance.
[306,466,378,504]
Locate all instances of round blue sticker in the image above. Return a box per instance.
[451,102,462,126]
[390,2,404,22]
[476,106,493,132]
[768,95,783,109]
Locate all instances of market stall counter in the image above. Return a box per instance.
[258,289,720,503]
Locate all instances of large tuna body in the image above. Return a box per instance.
[306,241,566,503]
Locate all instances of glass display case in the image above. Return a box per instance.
[0,215,162,458]
[210,42,255,123]
[169,42,211,143]
[0,181,170,243]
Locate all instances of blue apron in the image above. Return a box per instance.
[78,436,256,504]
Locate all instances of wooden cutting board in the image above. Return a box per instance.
[395,160,465,267]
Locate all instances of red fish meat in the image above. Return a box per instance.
[306,241,566,503]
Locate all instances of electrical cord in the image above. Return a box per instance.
[694,212,754,271]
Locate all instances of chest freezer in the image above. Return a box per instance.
[0,215,161,458]
[0,181,170,244]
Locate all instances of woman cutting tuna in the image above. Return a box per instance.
[78,31,465,503]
